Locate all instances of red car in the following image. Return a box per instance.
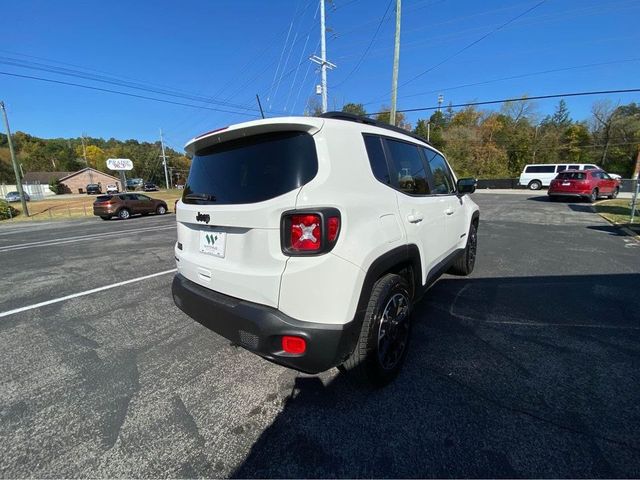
[548,169,620,203]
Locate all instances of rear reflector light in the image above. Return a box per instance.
[327,216,340,242]
[290,214,321,251]
[282,336,306,354]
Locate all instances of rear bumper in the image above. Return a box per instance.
[547,191,589,197]
[171,274,359,374]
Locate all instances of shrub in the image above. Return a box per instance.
[49,178,64,194]
[0,199,19,220]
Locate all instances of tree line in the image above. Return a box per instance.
[340,99,640,178]
[0,132,191,185]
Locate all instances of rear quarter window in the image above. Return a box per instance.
[526,165,556,173]
[184,131,318,205]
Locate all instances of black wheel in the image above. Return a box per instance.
[608,187,619,199]
[588,188,598,203]
[449,222,478,276]
[528,180,542,190]
[341,274,412,387]
[100,216,110,221]
[156,204,167,215]
[117,208,131,220]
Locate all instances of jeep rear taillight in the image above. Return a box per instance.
[281,208,341,255]
[290,214,322,251]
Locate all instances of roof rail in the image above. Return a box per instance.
[320,111,431,145]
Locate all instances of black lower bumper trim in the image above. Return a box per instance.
[172,274,359,374]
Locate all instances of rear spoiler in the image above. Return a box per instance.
[185,117,325,155]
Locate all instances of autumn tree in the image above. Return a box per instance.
[375,105,411,130]
[341,103,367,116]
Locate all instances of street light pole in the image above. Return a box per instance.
[0,101,29,217]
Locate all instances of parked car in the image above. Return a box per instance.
[519,163,621,190]
[143,182,159,191]
[5,191,30,202]
[106,184,119,194]
[93,193,168,220]
[171,112,479,386]
[126,178,144,191]
[548,169,620,202]
[86,184,101,195]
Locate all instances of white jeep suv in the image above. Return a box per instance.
[172,112,479,385]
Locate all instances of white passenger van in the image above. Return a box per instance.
[518,163,619,190]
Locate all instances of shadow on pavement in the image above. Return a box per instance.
[568,204,596,213]
[586,225,628,236]
[233,273,640,479]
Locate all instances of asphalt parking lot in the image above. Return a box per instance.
[1,194,639,478]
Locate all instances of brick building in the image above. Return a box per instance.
[58,168,122,194]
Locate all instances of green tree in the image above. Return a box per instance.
[341,103,367,116]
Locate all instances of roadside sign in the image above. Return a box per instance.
[106,158,133,171]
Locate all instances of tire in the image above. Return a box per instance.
[100,216,110,221]
[448,221,478,276]
[117,208,131,220]
[608,187,619,199]
[588,188,598,203]
[156,204,167,215]
[528,180,542,191]
[341,274,412,387]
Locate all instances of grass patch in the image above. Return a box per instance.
[1,189,183,223]
[595,198,640,227]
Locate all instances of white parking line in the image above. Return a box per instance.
[0,269,177,319]
[0,224,174,252]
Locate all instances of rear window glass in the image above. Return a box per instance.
[526,165,556,173]
[183,131,318,205]
[557,172,586,180]
[96,195,112,201]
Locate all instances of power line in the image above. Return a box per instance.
[364,0,548,106]
[400,0,548,88]
[370,88,640,116]
[367,58,640,105]
[0,70,266,117]
[0,56,261,113]
[332,0,393,89]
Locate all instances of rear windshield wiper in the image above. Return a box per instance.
[184,193,217,202]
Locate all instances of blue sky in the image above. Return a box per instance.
[1,0,638,151]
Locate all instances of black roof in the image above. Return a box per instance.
[320,111,431,146]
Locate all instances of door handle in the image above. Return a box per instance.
[445,208,454,216]
[407,212,423,223]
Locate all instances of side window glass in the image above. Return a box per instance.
[363,135,391,185]
[385,139,430,195]
[137,194,150,201]
[423,149,455,194]
[556,165,567,172]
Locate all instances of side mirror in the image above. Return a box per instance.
[457,178,477,195]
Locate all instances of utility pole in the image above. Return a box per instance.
[310,0,336,113]
[630,147,640,223]
[0,101,29,217]
[320,0,328,113]
[160,128,170,190]
[389,0,402,126]
[81,134,94,183]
